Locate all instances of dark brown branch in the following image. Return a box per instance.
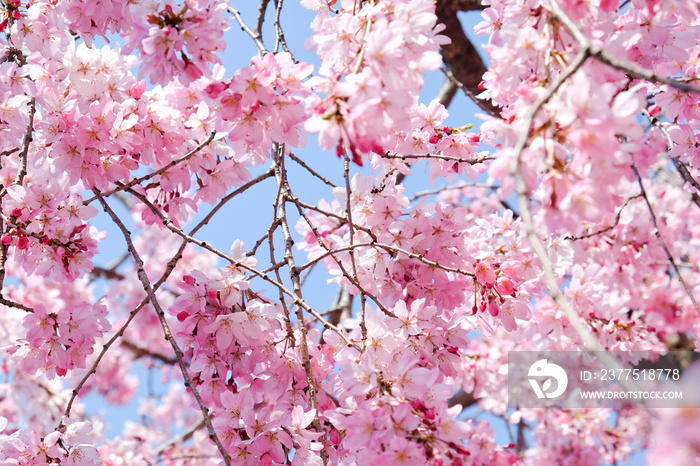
[447,389,478,408]
[435,3,500,117]
[0,297,33,313]
[0,147,19,157]
[384,152,493,164]
[121,339,177,365]
[453,0,488,11]
[90,266,126,280]
[437,78,458,108]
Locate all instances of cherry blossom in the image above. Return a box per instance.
[0,0,699,464]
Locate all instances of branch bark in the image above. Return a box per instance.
[436,2,500,117]
[93,190,233,466]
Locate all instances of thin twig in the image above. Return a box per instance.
[384,152,492,165]
[566,195,642,241]
[441,68,501,119]
[504,9,645,394]
[642,109,700,208]
[289,197,398,320]
[632,165,700,316]
[297,241,477,280]
[548,0,700,95]
[272,144,328,463]
[92,190,232,466]
[127,184,360,350]
[288,152,338,188]
[353,0,375,74]
[228,6,269,55]
[196,167,276,234]
[60,171,266,424]
[83,131,216,205]
[299,262,316,287]
[0,147,19,157]
[0,297,33,313]
[121,339,177,365]
[60,239,187,422]
[292,198,376,239]
[269,146,296,346]
[273,0,295,59]
[154,418,207,456]
[255,0,272,44]
[672,159,700,207]
[342,154,366,340]
[409,182,497,201]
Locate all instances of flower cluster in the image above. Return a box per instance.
[204,52,314,162]
[123,0,229,85]
[381,100,488,183]
[0,419,101,466]
[296,173,534,334]
[9,301,109,379]
[0,0,699,464]
[1,179,100,281]
[303,0,449,165]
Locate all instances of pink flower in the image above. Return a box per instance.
[475,261,497,285]
[499,299,530,332]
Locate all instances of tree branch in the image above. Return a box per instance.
[632,165,700,317]
[14,97,35,186]
[255,0,271,44]
[643,109,700,208]
[566,194,642,241]
[126,185,360,351]
[435,3,500,117]
[436,78,458,108]
[92,190,232,466]
[506,42,643,394]
[229,6,269,56]
[83,131,216,205]
[548,0,700,95]
[121,339,177,365]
